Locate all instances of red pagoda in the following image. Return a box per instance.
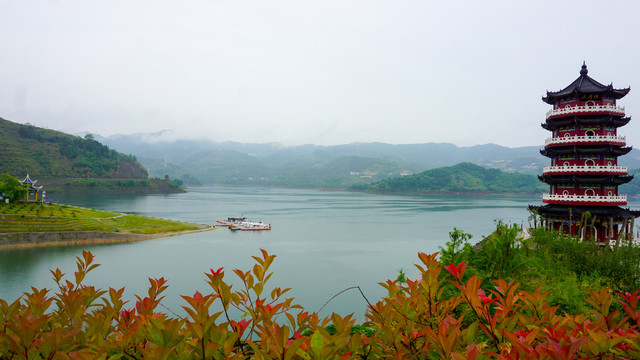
[531,63,639,243]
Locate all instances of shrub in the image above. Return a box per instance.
[2,249,640,359]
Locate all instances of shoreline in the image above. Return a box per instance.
[0,227,217,250]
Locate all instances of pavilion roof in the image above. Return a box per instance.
[21,174,36,185]
[542,62,630,104]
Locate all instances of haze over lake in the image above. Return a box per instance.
[0,186,611,320]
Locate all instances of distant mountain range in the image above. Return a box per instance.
[95,132,640,193]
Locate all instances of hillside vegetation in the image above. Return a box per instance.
[271,156,409,187]
[0,117,147,179]
[353,162,547,195]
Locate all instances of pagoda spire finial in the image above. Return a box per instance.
[580,61,588,75]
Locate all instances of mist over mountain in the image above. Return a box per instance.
[93,132,639,191]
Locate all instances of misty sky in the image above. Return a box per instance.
[1,1,639,147]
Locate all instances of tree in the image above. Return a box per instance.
[0,173,28,202]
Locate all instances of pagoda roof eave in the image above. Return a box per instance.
[542,117,631,130]
[541,63,630,104]
[542,88,630,105]
[538,175,634,185]
[541,145,632,157]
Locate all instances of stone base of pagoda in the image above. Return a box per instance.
[528,204,640,243]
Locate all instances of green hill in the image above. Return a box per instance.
[0,117,183,194]
[621,168,640,198]
[270,155,411,188]
[0,117,148,179]
[353,162,547,195]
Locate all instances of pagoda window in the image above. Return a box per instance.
[608,191,613,196]
[585,130,595,137]
[564,161,570,166]
[564,133,571,138]
[585,100,596,107]
[585,159,596,167]
[563,190,569,196]
[585,189,596,197]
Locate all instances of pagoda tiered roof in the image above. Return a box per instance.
[542,115,631,130]
[21,174,36,185]
[540,145,632,157]
[21,174,43,191]
[542,63,630,104]
[538,174,633,186]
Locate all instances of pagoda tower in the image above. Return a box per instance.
[531,63,640,243]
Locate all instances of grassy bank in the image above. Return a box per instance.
[0,202,212,246]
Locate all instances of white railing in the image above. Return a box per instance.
[545,134,626,146]
[542,165,627,174]
[543,193,627,204]
[546,104,625,119]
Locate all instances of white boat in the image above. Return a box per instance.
[230,220,271,231]
[215,217,247,227]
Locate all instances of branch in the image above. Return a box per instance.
[317,286,379,315]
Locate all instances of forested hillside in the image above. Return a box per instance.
[353,162,547,195]
[270,156,410,188]
[0,117,147,179]
[621,168,640,196]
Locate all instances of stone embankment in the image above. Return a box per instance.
[0,231,148,249]
[0,227,216,250]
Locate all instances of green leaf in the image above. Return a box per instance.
[310,330,324,353]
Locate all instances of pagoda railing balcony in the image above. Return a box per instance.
[542,165,628,175]
[546,104,625,119]
[542,193,627,205]
[545,134,626,147]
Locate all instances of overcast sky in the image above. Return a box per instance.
[1,1,639,148]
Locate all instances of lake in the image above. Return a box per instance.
[0,186,545,320]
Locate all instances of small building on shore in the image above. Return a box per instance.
[21,174,44,203]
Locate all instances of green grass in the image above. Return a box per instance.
[0,203,205,234]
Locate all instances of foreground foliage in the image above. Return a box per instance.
[3,243,640,359]
[440,222,640,315]
[0,174,28,203]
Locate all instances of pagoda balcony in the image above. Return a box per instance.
[542,193,627,206]
[545,134,626,147]
[546,104,625,120]
[542,165,627,175]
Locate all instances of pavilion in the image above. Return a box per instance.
[21,174,44,203]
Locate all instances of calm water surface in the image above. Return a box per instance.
[1,186,544,320]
